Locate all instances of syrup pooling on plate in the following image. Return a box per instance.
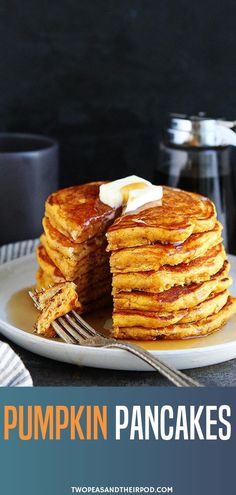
[7,287,39,333]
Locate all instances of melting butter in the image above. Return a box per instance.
[99,175,163,212]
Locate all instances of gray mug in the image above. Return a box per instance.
[0,133,59,245]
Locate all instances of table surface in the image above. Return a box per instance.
[1,334,236,387]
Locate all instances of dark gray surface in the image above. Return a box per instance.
[1,334,235,387]
[1,1,236,187]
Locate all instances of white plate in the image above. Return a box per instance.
[0,254,236,371]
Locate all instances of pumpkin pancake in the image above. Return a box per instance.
[113,261,231,312]
[43,216,107,260]
[36,245,65,283]
[113,296,236,340]
[45,181,118,243]
[36,265,111,296]
[80,293,112,315]
[36,268,51,290]
[181,290,229,323]
[113,290,229,329]
[112,243,226,293]
[40,234,110,280]
[107,186,216,249]
[36,244,111,291]
[110,221,222,273]
[35,282,80,336]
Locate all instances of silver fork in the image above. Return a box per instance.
[29,291,202,387]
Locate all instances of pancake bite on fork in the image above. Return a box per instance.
[105,182,236,340]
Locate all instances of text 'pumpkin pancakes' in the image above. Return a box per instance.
[35,181,236,340]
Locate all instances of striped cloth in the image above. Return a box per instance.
[0,239,38,387]
[0,342,33,386]
[0,238,39,264]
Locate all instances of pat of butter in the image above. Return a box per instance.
[124,185,163,213]
[99,175,163,212]
[99,175,151,208]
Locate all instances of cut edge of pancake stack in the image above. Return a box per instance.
[106,186,236,340]
[35,182,117,335]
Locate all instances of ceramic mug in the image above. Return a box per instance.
[0,133,59,244]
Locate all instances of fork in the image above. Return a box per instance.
[29,290,202,387]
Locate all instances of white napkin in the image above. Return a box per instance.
[0,239,38,387]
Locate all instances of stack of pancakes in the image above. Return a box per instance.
[107,187,236,340]
[36,182,118,315]
[36,182,236,340]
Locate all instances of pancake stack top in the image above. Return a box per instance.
[35,181,236,339]
[106,187,236,340]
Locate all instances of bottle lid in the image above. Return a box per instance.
[165,113,229,147]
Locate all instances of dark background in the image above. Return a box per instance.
[1,0,236,187]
